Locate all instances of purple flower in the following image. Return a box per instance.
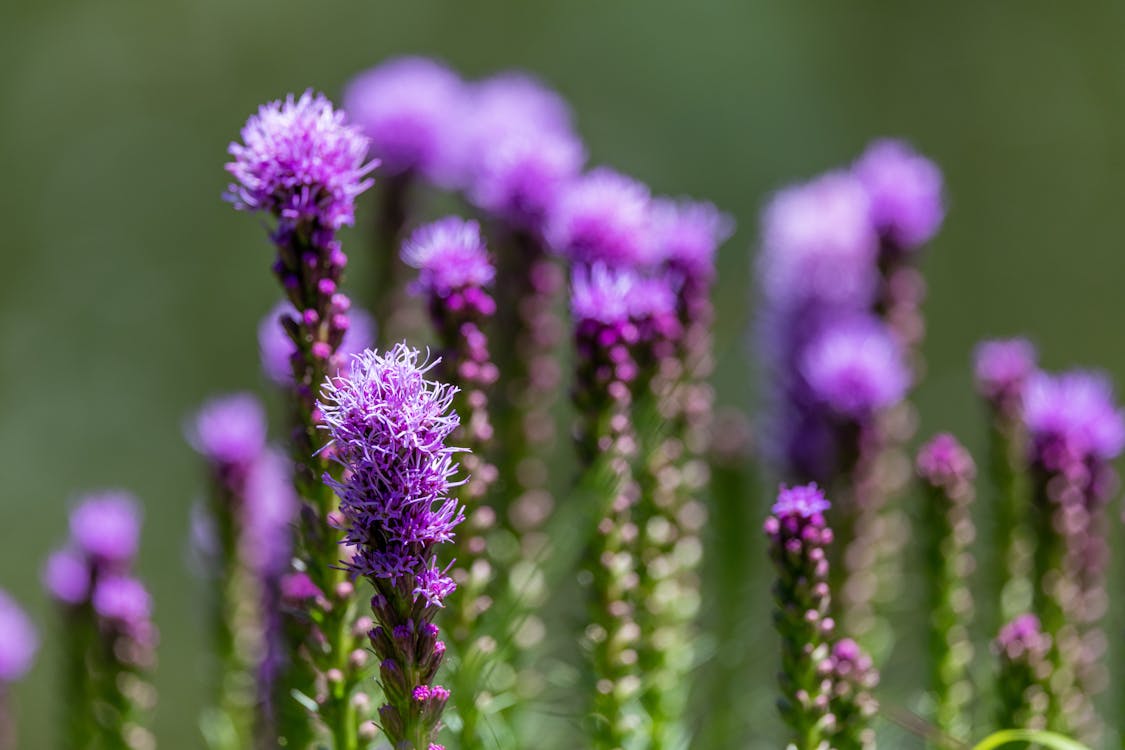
[188,392,267,469]
[319,345,464,606]
[226,90,375,230]
[43,548,89,605]
[571,264,640,327]
[401,217,495,297]
[93,576,152,627]
[974,338,1037,406]
[467,127,585,232]
[1023,370,1125,463]
[853,138,945,250]
[650,197,734,282]
[771,483,830,518]
[468,72,573,138]
[547,168,654,268]
[258,300,377,387]
[0,591,38,683]
[758,171,878,310]
[69,491,141,566]
[343,57,465,180]
[801,317,910,419]
[996,613,1049,657]
[916,433,976,490]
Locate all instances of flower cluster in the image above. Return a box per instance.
[319,344,464,748]
[993,614,1052,730]
[44,492,156,750]
[0,591,37,686]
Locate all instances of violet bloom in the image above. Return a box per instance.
[227,90,375,231]
[467,127,586,233]
[1023,371,1125,469]
[258,300,377,387]
[318,344,463,749]
[853,138,945,252]
[547,168,654,268]
[69,491,141,568]
[801,317,910,421]
[974,338,1038,419]
[825,639,879,750]
[188,392,267,473]
[650,197,734,286]
[93,576,152,634]
[757,171,878,311]
[402,217,496,299]
[343,57,465,181]
[43,549,89,606]
[764,483,835,749]
[0,591,37,684]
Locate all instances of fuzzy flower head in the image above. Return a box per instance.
[93,576,152,626]
[401,217,495,297]
[771,483,831,519]
[0,591,38,683]
[259,300,376,386]
[70,491,141,566]
[319,345,465,606]
[853,138,945,250]
[570,264,638,328]
[974,338,1037,406]
[995,613,1051,661]
[467,127,586,232]
[758,171,878,310]
[916,433,976,493]
[43,548,89,606]
[188,392,267,469]
[651,197,734,282]
[1023,370,1125,464]
[343,57,464,179]
[547,168,654,268]
[243,448,298,577]
[226,90,375,230]
[801,317,910,420]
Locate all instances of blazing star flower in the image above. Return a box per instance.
[758,171,878,310]
[258,301,377,387]
[319,345,464,603]
[650,197,734,283]
[570,264,640,328]
[188,393,268,470]
[1023,370,1125,465]
[467,127,586,232]
[547,168,654,268]
[974,338,1038,409]
[0,591,37,684]
[853,138,945,251]
[69,492,141,567]
[226,90,375,230]
[772,483,831,518]
[916,432,976,495]
[401,217,495,298]
[343,57,465,180]
[93,576,152,629]
[43,549,89,606]
[801,317,910,420]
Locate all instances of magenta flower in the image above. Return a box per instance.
[547,168,654,268]
[43,549,89,606]
[853,138,945,251]
[650,197,734,283]
[226,90,375,230]
[258,300,376,387]
[0,591,37,684]
[343,57,465,180]
[974,337,1038,412]
[1023,370,1125,465]
[401,217,496,298]
[801,317,910,420]
[188,393,268,471]
[69,492,141,567]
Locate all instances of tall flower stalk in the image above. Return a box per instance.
[973,339,1038,627]
[402,217,500,747]
[1022,370,1124,742]
[43,493,156,750]
[633,198,731,748]
[765,484,836,750]
[570,264,652,749]
[226,90,376,747]
[318,344,465,750]
[915,433,976,744]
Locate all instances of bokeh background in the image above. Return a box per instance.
[4,1,1125,747]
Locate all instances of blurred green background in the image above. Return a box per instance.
[4,1,1125,747]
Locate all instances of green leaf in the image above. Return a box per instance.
[971,729,1092,750]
